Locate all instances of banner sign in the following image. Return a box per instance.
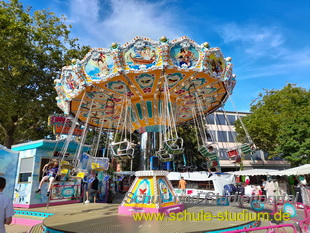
[50,184,81,200]
[48,115,83,136]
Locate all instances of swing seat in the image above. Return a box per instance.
[198,146,218,161]
[69,167,87,180]
[227,148,239,158]
[60,160,75,169]
[91,163,103,171]
[92,157,109,171]
[72,171,85,179]
[163,138,184,155]
[109,140,134,159]
[60,168,69,175]
[240,143,253,155]
[156,149,174,162]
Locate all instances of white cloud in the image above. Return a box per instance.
[217,23,285,58]
[216,22,310,84]
[65,0,185,47]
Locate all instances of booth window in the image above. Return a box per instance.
[39,158,50,181]
[18,157,34,183]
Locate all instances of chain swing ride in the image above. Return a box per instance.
[54,36,256,214]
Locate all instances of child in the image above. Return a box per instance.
[35,159,59,196]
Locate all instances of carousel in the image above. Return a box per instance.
[54,36,237,215]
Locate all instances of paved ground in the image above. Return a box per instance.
[6,194,305,233]
[5,224,31,233]
[41,203,257,233]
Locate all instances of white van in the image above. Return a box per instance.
[168,171,235,198]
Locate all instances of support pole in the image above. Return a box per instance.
[140,132,160,170]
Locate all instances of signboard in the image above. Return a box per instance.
[48,115,83,136]
[50,184,81,200]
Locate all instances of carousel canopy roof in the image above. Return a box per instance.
[55,36,235,132]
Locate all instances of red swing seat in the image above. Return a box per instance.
[227,148,239,158]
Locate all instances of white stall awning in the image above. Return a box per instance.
[268,164,310,176]
[228,169,279,176]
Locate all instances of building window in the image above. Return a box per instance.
[215,114,226,125]
[218,131,228,142]
[206,130,216,142]
[227,115,236,125]
[18,157,34,183]
[206,114,215,124]
[228,132,237,142]
[218,148,227,158]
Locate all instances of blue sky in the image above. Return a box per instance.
[20,0,310,112]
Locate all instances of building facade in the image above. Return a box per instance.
[206,110,291,172]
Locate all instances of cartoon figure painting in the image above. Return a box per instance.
[62,71,80,94]
[124,45,157,69]
[14,183,31,204]
[133,179,151,204]
[97,53,110,76]
[170,44,199,68]
[208,52,225,76]
[158,178,173,202]
[84,51,114,80]
[210,59,223,75]
[66,73,78,90]
[176,48,193,67]
[130,47,156,65]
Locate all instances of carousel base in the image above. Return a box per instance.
[118,170,185,216]
[31,203,263,233]
[118,203,184,215]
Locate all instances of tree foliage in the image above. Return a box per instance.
[177,124,205,168]
[0,0,90,148]
[235,84,310,166]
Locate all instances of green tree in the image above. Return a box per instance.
[177,124,204,168]
[0,0,90,148]
[235,84,310,166]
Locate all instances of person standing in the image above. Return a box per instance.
[178,177,187,196]
[87,173,99,203]
[0,177,15,233]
